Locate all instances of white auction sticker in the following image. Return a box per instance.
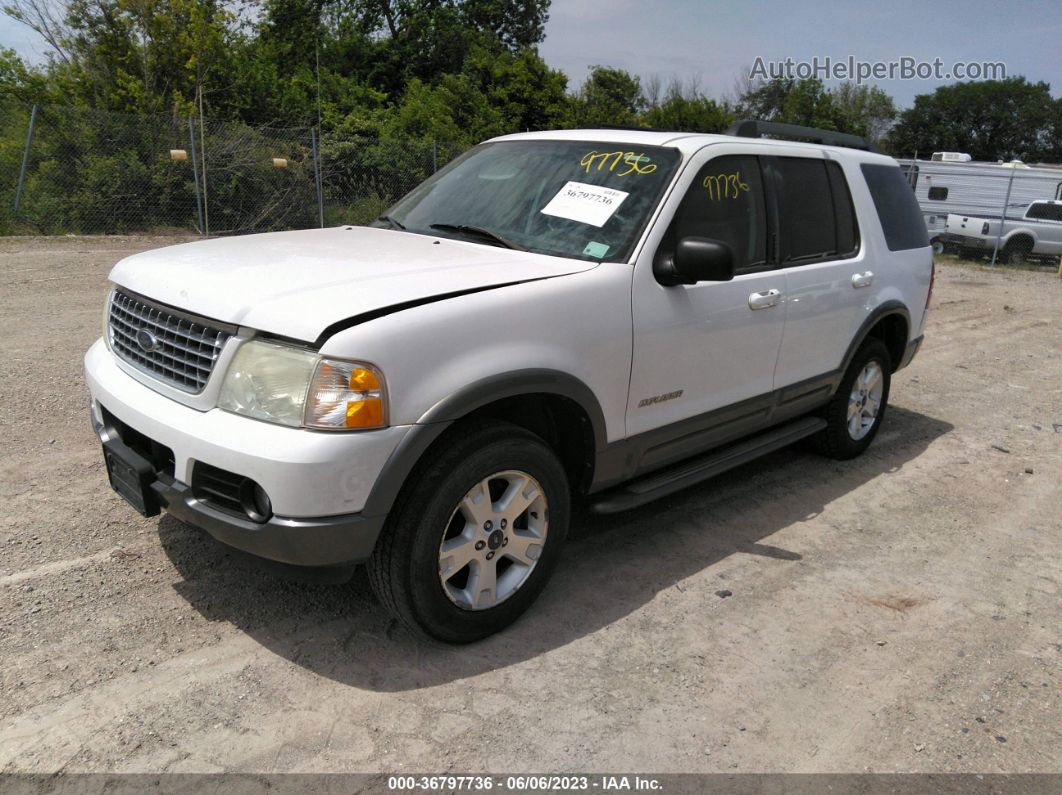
[540,181,629,227]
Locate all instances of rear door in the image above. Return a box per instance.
[768,155,867,388]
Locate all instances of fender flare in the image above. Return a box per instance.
[839,300,911,376]
[418,368,609,452]
[360,369,609,518]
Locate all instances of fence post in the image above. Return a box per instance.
[13,104,39,214]
[188,117,205,236]
[990,166,1017,266]
[311,127,324,228]
[433,138,438,173]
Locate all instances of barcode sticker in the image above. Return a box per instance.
[540,181,629,227]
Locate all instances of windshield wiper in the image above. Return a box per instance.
[429,223,526,251]
[376,215,406,230]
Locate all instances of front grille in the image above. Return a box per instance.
[108,290,231,393]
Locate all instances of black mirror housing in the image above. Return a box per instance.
[654,237,735,286]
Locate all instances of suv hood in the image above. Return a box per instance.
[109,227,598,342]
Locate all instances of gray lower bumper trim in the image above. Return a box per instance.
[152,477,386,567]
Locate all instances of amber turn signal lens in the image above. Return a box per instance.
[349,367,381,391]
[345,398,384,428]
[304,359,387,430]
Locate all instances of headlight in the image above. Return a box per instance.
[218,340,387,431]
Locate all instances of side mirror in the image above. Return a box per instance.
[654,236,735,286]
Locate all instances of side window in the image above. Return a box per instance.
[860,163,930,251]
[1027,203,1062,221]
[826,161,860,257]
[669,154,767,272]
[774,157,838,263]
[927,186,949,200]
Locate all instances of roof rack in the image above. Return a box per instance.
[726,120,878,153]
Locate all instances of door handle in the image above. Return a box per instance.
[748,288,781,310]
[852,271,874,288]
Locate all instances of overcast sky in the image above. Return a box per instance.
[3,0,1060,107]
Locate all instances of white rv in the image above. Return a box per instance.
[896,152,1062,253]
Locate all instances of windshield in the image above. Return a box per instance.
[374,140,682,262]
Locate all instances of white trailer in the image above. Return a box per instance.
[895,153,1062,253]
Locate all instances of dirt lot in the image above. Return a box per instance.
[0,235,1058,775]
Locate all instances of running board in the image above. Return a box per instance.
[589,416,827,514]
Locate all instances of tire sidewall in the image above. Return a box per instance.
[829,340,892,458]
[836,339,887,452]
[402,433,570,642]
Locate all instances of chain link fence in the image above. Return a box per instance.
[0,102,466,236]
[897,155,1062,267]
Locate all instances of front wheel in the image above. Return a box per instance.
[367,421,570,643]
[813,338,892,460]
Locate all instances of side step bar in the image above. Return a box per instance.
[589,416,827,514]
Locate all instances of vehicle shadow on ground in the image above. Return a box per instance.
[159,406,952,692]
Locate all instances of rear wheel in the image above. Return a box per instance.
[367,421,570,643]
[1003,239,1032,266]
[814,338,892,460]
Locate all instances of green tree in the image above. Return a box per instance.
[642,79,733,132]
[572,65,645,127]
[737,77,848,131]
[830,82,896,144]
[886,77,1062,161]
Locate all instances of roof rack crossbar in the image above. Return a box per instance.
[726,120,878,153]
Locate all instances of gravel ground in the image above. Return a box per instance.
[0,235,1059,774]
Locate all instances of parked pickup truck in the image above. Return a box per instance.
[86,121,932,642]
[942,200,1062,265]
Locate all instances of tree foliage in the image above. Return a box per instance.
[2,0,1061,236]
[886,77,1062,161]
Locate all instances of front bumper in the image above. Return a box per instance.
[86,338,407,565]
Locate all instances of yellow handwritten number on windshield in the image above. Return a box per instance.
[580,151,657,176]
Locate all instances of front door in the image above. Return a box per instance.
[627,149,785,467]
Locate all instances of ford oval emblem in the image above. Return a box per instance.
[136,329,160,353]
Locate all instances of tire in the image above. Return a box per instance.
[1002,238,1028,266]
[813,338,892,460]
[1004,246,1028,266]
[367,420,570,643]
[930,238,944,256]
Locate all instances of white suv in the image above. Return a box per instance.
[85,122,933,642]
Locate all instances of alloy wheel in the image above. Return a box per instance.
[437,470,549,610]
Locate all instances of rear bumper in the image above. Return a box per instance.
[940,232,988,248]
[896,334,923,371]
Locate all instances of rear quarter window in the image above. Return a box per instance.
[860,163,930,251]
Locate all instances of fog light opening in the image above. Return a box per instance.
[239,479,273,523]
